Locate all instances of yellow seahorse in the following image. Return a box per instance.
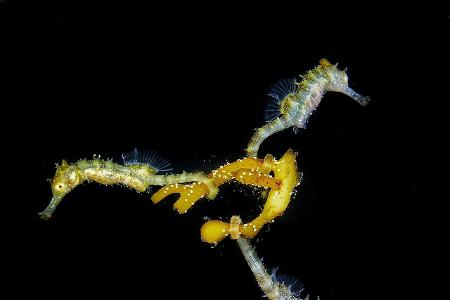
[39,149,218,220]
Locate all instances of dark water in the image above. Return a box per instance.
[3,3,441,300]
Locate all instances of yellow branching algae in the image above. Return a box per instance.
[200,149,300,244]
[151,155,282,214]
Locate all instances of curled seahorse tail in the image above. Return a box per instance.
[184,173,218,199]
[149,172,218,199]
[246,118,292,157]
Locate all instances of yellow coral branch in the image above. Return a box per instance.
[151,156,280,213]
[200,149,300,244]
[151,182,210,213]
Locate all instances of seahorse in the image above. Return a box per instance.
[246,59,370,157]
[39,149,218,220]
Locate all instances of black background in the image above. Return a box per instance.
[3,2,443,300]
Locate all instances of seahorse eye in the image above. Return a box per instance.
[55,183,65,191]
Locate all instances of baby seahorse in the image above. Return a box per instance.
[246,59,370,157]
[39,149,218,219]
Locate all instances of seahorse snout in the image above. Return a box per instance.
[38,195,62,220]
[344,86,370,106]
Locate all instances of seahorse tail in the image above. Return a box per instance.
[246,118,292,157]
[157,172,218,200]
[186,172,218,199]
[237,237,279,299]
[246,129,265,158]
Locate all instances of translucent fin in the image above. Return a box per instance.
[267,78,296,101]
[275,273,305,298]
[265,78,296,122]
[122,148,173,173]
[265,98,282,122]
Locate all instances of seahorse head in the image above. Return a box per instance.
[321,59,370,106]
[51,160,85,199]
[39,160,86,219]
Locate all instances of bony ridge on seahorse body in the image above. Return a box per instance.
[39,149,218,220]
[246,58,370,157]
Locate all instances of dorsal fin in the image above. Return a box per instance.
[122,148,172,173]
[264,99,282,122]
[271,269,305,298]
[267,78,296,101]
[265,78,296,122]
